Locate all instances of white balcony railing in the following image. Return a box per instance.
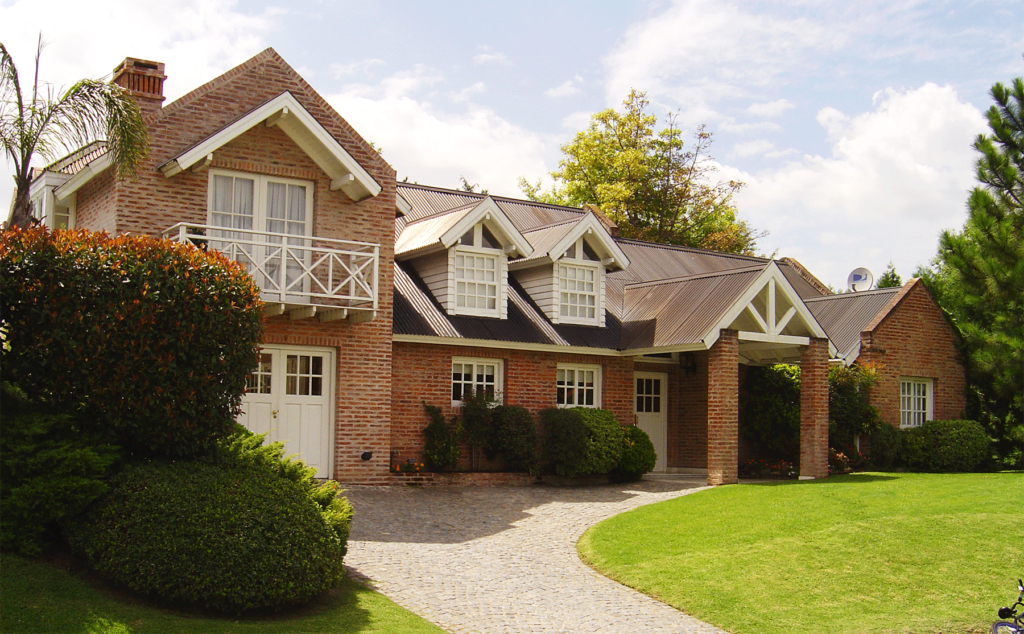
[163,223,378,317]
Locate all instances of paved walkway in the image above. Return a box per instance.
[343,476,728,634]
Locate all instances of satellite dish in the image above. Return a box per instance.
[847,268,874,292]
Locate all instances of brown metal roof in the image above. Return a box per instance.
[394,204,476,256]
[620,266,765,349]
[804,288,900,359]
[516,218,580,263]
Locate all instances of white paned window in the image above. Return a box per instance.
[559,264,597,321]
[246,353,273,394]
[455,252,498,311]
[556,364,600,408]
[286,354,324,397]
[452,358,502,405]
[899,377,933,428]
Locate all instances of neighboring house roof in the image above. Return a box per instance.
[42,141,109,176]
[804,287,901,363]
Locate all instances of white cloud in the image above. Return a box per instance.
[603,0,834,123]
[545,80,579,98]
[724,83,987,288]
[330,59,386,79]
[473,51,511,66]
[747,99,795,118]
[449,82,486,103]
[341,65,444,100]
[733,140,775,157]
[718,120,782,135]
[561,111,593,132]
[327,81,552,197]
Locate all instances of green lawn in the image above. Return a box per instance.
[578,472,1024,634]
[0,553,444,634]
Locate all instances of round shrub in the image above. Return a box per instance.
[488,405,538,473]
[541,407,623,477]
[65,460,348,613]
[869,422,902,469]
[610,425,657,483]
[901,419,989,472]
[0,228,263,457]
[423,402,461,471]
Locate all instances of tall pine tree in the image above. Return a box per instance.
[922,77,1024,465]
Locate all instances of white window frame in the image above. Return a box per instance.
[554,237,603,326]
[207,169,314,237]
[899,377,933,428]
[556,363,601,408]
[449,224,506,318]
[451,357,504,406]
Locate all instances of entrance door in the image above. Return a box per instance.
[634,371,668,472]
[239,346,334,478]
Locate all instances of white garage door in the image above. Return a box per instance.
[239,345,334,478]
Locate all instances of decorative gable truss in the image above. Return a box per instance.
[711,262,835,364]
[395,197,533,319]
[510,213,629,327]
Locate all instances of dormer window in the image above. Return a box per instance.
[557,237,602,326]
[451,223,506,318]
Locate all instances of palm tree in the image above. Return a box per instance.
[1,38,149,228]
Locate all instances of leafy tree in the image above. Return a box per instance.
[918,77,1024,466]
[875,261,902,288]
[519,90,762,254]
[1,38,148,228]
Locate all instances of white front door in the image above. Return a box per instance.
[239,345,334,478]
[635,371,668,472]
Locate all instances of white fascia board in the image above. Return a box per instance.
[159,92,381,201]
[548,213,630,270]
[393,334,623,357]
[29,171,72,198]
[396,192,412,217]
[439,197,533,258]
[53,153,111,203]
[701,262,835,355]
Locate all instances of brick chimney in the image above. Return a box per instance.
[112,58,166,117]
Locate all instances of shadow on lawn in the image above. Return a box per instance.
[344,476,708,545]
[747,473,900,486]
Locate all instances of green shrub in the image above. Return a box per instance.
[739,364,801,463]
[0,228,263,457]
[488,405,538,473]
[65,459,347,614]
[459,390,494,453]
[829,363,883,447]
[423,402,461,471]
[541,408,623,477]
[0,383,118,556]
[869,422,902,469]
[900,419,989,472]
[610,425,657,483]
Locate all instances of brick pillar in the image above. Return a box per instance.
[707,329,739,485]
[800,337,829,479]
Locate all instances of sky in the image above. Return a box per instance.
[2,0,1022,289]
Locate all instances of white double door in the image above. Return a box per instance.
[635,371,668,472]
[239,345,334,478]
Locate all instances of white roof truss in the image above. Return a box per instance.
[159,92,381,202]
[703,261,836,358]
[439,197,533,257]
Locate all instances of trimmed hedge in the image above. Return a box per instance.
[901,419,989,472]
[0,228,263,457]
[0,383,118,556]
[65,458,349,614]
[610,425,657,483]
[487,405,538,473]
[541,407,623,477]
[869,422,902,469]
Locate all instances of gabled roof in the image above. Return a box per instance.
[804,285,903,363]
[158,92,380,201]
[513,212,630,271]
[394,196,533,260]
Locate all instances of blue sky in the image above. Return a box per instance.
[2,0,1022,288]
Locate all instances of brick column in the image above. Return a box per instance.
[800,337,829,479]
[707,329,739,485]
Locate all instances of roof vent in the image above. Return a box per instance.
[112,57,166,115]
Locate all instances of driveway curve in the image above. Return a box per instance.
[344,476,727,634]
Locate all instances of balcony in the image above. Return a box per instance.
[163,223,379,323]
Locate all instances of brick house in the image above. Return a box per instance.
[19,50,964,485]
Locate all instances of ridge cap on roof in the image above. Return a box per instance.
[804,287,901,303]
[522,216,583,233]
[397,182,589,216]
[623,263,768,290]
[614,237,769,263]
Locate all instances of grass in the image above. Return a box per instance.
[0,552,444,634]
[578,472,1024,634]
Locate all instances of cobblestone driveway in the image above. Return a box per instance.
[344,476,727,634]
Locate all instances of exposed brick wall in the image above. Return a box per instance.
[799,337,829,478]
[391,342,633,468]
[857,280,966,429]
[707,330,739,485]
[74,168,117,233]
[636,355,710,470]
